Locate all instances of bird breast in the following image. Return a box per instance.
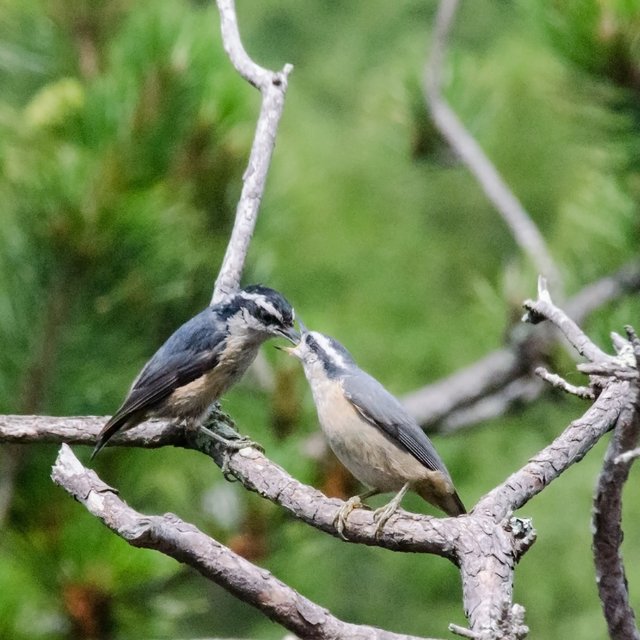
[166,337,261,419]
[308,377,437,493]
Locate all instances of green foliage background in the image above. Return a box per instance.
[1,0,640,638]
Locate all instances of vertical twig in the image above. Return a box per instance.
[211,0,293,304]
[424,0,561,291]
[592,394,640,639]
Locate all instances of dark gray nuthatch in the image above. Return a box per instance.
[284,328,465,537]
[92,285,298,458]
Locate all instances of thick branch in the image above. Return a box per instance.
[457,518,529,640]
[191,424,460,556]
[424,0,560,288]
[211,0,293,303]
[0,414,182,447]
[51,444,438,640]
[592,402,640,640]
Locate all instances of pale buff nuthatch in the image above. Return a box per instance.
[92,285,298,458]
[284,329,465,537]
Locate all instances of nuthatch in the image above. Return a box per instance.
[92,285,298,458]
[284,329,465,537]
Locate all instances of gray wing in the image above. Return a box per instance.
[341,370,451,477]
[101,311,226,433]
[114,310,226,418]
[93,308,230,457]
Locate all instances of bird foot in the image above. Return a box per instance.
[199,424,264,482]
[199,424,263,452]
[334,496,368,540]
[372,502,399,538]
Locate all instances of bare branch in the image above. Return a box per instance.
[534,367,594,400]
[448,623,479,639]
[0,414,182,448]
[475,380,629,521]
[523,276,613,363]
[437,377,544,434]
[615,447,640,465]
[593,402,640,640]
[565,262,640,322]
[51,444,440,640]
[189,419,462,557]
[211,0,293,304]
[424,0,560,288]
[456,519,529,639]
[0,413,459,557]
[404,261,640,431]
[403,348,527,429]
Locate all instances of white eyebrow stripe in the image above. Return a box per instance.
[239,292,283,321]
[311,332,348,369]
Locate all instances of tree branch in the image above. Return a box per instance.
[0,414,182,448]
[592,401,640,640]
[51,444,440,640]
[0,413,459,557]
[424,0,560,289]
[475,379,628,521]
[403,262,640,431]
[522,277,614,363]
[211,0,293,304]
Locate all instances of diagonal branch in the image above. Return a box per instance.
[51,444,440,640]
[475,380,628,521]
[211,0,293,304]
[424,0,560,289]
[404,261,640,431]
[523,277,614,363]
[475,280,636,521]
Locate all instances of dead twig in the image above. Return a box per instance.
[211,0,293,303]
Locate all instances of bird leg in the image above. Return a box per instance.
[334,488,379,540]
[199,424,262,481]
[199,423,261,451]
[198,408,263,481]
[372,483,410,538]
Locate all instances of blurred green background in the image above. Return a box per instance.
[1,0,640,638]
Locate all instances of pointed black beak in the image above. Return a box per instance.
[278,325,300,344]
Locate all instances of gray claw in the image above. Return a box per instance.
[372,502,399,538]
[333,496,364,540]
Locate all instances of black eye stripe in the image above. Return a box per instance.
[226,286,294,327]
[306,334,319,353]
[248,300,290,327]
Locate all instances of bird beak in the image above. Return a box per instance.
[277,342,302,358]
[278,326,300,344]
[274,317,306,354]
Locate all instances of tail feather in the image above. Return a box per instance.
[91,413,130,460]
[416,480,467,517]
[446,490,467,517]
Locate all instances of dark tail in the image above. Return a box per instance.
[91,414,128,460]
[446,490,467,517]
[416,480,467,517]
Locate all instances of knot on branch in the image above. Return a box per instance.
[503,517,536,560]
